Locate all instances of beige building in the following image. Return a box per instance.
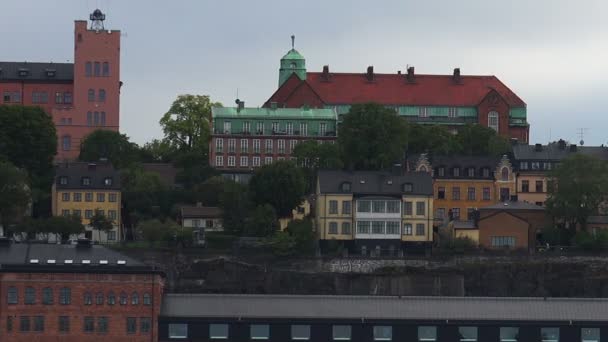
[316,170,434,256]
[180,205,223,245]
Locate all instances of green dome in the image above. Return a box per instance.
[281,49,305,61]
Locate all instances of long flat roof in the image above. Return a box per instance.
[161,294,608,322]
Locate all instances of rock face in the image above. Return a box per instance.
[119,249,608,297]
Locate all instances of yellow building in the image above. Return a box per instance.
[52,162,121,243]
[316,170,434,256]
[279,199,312,230]
[413,154,515,223]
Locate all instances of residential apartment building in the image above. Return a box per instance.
[264,40,529,142]
[0,239,164,342]
[210,105,337,182]
[52,162,121,242]
[412,154,516,224]
[0,9,121,160]
[316,170,434,255]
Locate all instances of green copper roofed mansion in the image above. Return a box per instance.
[210,102,337,182]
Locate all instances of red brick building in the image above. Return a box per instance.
[0,239,164,341]
[0,9,121,160]
[265,44,529,142]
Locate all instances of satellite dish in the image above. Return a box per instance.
[580,140,585,146]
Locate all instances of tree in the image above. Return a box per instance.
[79,130,140,169]
[140,139,178,163]
[285,218,316,255]
[292,140,343,191]
[220,181,251,236]
[249,161,307,217]
[245,204,278,237]
[89,211,114,242]
[338,103,408,170]
[137,219,165,245]
[408,124,459,155]
[159,95,222,153]
[46,215,85,241]
[0,160,31,232]
[121,165,167,232]
[0,105,56,204]
[546,154,608,231]
[455,124,511,156]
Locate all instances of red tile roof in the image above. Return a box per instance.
[269,72,526,108]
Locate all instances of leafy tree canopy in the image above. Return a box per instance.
[79,130,140,169]
[0,160,31,229]
[249,160,307,217]
[220,181,251,236]
[245,204,278,237]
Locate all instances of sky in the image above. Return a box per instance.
[1,0,607,146]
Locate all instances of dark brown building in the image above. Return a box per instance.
[478,201,547,250]
[0,239,164,341]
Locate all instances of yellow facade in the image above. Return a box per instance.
[433,179,496,221]
[401,195,434,242]
[279,199,312,230]
[316,193,354,240]
[454,229,479,244]
[516,173,549,206]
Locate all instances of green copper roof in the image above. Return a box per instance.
[212,107,336,120]
[281,49,305,60]
[509,107,527,119]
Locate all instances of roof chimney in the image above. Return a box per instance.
[366,66,374,81]
[453,68,461,83]
[534,143,542,152]
[407,66,415,83]
[235,99,245,112]
[322,65,330,81]
[397,70,401,75]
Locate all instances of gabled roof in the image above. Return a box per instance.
[55,162,120,190]
[512,143,608,161]
[181,206,222,219]
[269,71,526,108]
[0,62,74,82]
[318,170,433,196]
[480,201,545,211]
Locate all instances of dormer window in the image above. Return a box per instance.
[104,177,113,186]
[59,176,68,185]
[18,68,29,77]
[467,168,475,177]
[81,177,91,186]
[438,167,445,177]
[453,167,460,177]
[482,168,490,178]
[403,183,413,192]
[45,69,56,77]
[340,182,351,192]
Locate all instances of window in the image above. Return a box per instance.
[541,327,559,342]
[107,292,116,305]
[285,122,294,135]
[482,168,490,177]
[87,111,93,126]
[459,326,477,342]
[265,156,273,165]
[437,187,445,199]
[82,177,91,186]
[418,326,437,341]
[253,157,261,167]
[59,287,71,304]
[20,316,30,332]
[239,139,249,153]
[252,139,261,153]
[333,325,351,340]
[416,223,425,236]
[97,317,108,333]
[488,111,499,131]
[88,89,95,102]
[64,92,72,104]
[299,122,308,136]
[536,180,544,192]
[453,167,460,177]
[61,209,70,217]
[387,201,400,213]
[228,156,236,167]
[84,292,92,305]
[96,193,105,202]
[62,135,71,151]
[250,324,270,340]
[42,287,53,304]
[98,89,106,102]
[372,201,386,213]
[491,236,516,247]
[467,187,476,200]
[418,107,429,117]
[448,107,458,118]
[62,192,70,202]
[386,221,400,235]
[94,62,101,76]
[141,317,151,333]
[436,208,446,219]
[403,183,413,192]
[520,161,529,170]
[341,222,351,235]
[374,326,392,341]
[328,222,338,234]
[120,292,128,305]
[358,200,371,213]
[342,201,352,215]
[416,202,425,216]
[215,156,224,167]
[59,316,69,332]
[255,122,264,134]
[25,287,35,304]
[143,293,152,305]
[291,325,310,340]
[501,167,509,181]
[522,180,529,192]
[94,292,104,305]
[329,200,338,214]
[372,221,385,234]
[289,139,297,152]
[452,187,461,200]
[278,139,285,153]
[85,61,92,76]
[265,139,273,153]
[85,210,93,219]
[106,193,117,203]
[94,111,100,125]
[209,323,229,339]
[127,317,138,334]
[215,138,224,153]
[483,187,491,200]
[403,201,413,215]
[84,316,94,332]
[500,327,519,342]
[7,316,12,332]
[438,167,445,177]
[168,323,188,338]
[467,167,475,177]
[223,121,232,133]
[581,328,600,342]
[96,209,105,216]
[227,138,236,153]
[240,156,249,167]
[102,62,109,76]
[357,221,371,234]
[452,208,461,220]
[319,122,327,136]
[403,223,412,235]
[131,292,139,305]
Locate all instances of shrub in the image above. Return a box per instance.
[205,232,238,249]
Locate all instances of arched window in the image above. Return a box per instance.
[119,292,128,305]
[93,111,99,126]
[88,89,95,102]
[143,293,151,305]
[488,111,499,132]
[96,292,104,305]
[98,89,106,102]
[501,167,509,181]
[419,165,427,172]
[87,111,93,126]
[290,62,297,69]
[83,292,92,305]
[62,135,71,151]
[131,292,139,305]
[107,292,116,305]
[94,62,101,76]
[100,112,106,126]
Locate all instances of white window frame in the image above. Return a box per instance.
[253,139,261,153]
[265,139,273,153]
[265,156,273,165]
[289,140,297,153]
[215,138,223,153]
[488,111,499,132]
[286,122,293,135]
[253,157,261,167]
[215,156,224,167]
[209,323,229,340]
[291,325,311,340]
[319,122,327,136]
[419,107,429,118]
[228,156,236,167]
[332,325,351,341]
[448,107,458,118]
[240,139,248,153]
[300,122,308,136]
[243,121,250,133]
[250,324,270,340]
[373,326,392,341]
[223,121,231,134]
[240,156,248,167]
[228,139,236,153]
[168,323,188,339]
[278,139,285,154]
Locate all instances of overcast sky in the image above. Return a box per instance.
[1,0,607,145]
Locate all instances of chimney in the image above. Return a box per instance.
[558,139,566,150]
[235,99,245,112]
[397,70,401,75]
[453,68,461,83]
[534,143,542,152]
[366,66,374,81]
[322,65,330,81]
[569,144,577,152]
[407,66,415,83]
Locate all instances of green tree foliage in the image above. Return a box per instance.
[0,105,56,197]
[408,124,459,155]
[159,95,222,153]
[173,150,218,189]
[89,211,114,241]
[546,154,608,231]
[249,161,307,217]
[137,219,166,245]
[79,130,140,169]
[338,103,408,170]
[140,139,177,163]
[292,140,343,191]
[0,161,31,230]
[192,176,226,207]
[455,124,512,156]
[245,204,278,237]
[267,231,297,257]
[219,181,251,236]
[14,215,84,241]
[285,219,316,255]
[121,165,167,226]
[573,230,608,250]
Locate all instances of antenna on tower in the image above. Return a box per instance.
[577,128,589,146]
[291,35,295,49]
[90,9,106,31]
